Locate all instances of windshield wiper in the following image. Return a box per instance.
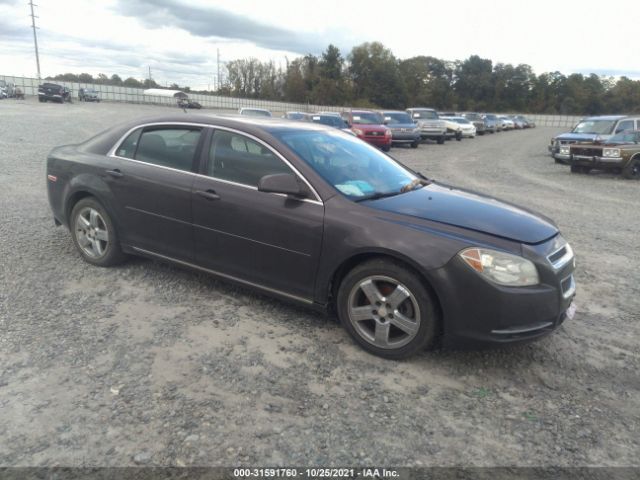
[400,178,431,193]
[354,191,404,202]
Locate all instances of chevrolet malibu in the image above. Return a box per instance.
[47,115,576,359]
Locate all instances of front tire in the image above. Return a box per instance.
[410,141,419,149]
[337,259,438,359]
[622,158,640,179]
[70,197,126,267]
[437,136,445,144]
[381,145,391,152]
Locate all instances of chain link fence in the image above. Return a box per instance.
[2,74,585,127]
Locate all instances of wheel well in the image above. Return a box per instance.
[65,191,94,222]
[329,253,444,334]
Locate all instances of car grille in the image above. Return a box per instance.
[556,140,577,146]
[571,147,602,157]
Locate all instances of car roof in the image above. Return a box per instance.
[583,115,629,121]
[108,113,333,135]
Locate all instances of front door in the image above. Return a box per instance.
[191,129,324,301]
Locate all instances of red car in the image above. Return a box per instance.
[341,110,392,151]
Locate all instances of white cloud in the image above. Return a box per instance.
[1,0,639,86]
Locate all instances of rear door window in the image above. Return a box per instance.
[133,127,202,172]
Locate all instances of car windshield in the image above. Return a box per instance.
[351,112,384,125]
[450,118,471,124]
[484,114,496,120]
[383,112,412,124]
[411,110,438,120]
[572,120,617,135]
[464,113,481,121]
[607,131,639,143]
[273,130,420,200]
[286,112,305,120]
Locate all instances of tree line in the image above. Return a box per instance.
[46,42,640,114]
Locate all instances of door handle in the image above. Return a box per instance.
[195,189,220,201]
[105,169,123,178]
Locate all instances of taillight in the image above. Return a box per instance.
[47,174,57,182]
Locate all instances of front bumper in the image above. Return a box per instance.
[430,237,576,348]
[360,135,392,147]
[390,131,421,143]
[571,155,624,168]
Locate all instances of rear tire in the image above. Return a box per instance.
[336,259,438,359]
[70,197,126,267]
[410,141,419,149]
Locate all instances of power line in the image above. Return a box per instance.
[28,0,41,80]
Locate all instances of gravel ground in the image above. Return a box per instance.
[0,98,639,468]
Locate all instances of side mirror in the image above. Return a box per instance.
[258,173,306,198]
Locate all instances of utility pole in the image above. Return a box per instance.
[148,66,152,81]
[28,0,41,80]
[216,48,221,91]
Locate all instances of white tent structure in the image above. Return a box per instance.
[143,88,188,99]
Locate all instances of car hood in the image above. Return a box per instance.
[366,183,558,244]
[388,123,417,129]
[555,132,608,142]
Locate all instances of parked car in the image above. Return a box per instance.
[549,115,640,164]
[283,111,307,121]
[569,130,640,179]
[38,83,72,103]
[514,115,534,128]
[79,87,100,102]
[405,108,447,144]
[178,98,202,109]
[440,117,463,141]
[0,80,12,98]
[305,113,354,135]
[442,116,476,138]
[511,116,526,129]
[482,114,499,133]
[461,113,486,135]
[46,114,576,358]
[381,111,421,148]
[497,115,514,130]
[13,87,24,100]
[239,107,272,117]
[341,110,392,151]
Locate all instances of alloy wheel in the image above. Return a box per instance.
[75,207,109,258]
[347,275,421,349]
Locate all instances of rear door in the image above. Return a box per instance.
[191,128,324,301]
[107,125,204,261]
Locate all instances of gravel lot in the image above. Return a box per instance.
[1,99,639,468]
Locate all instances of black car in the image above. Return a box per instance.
[38,83,72,103]
[178,99,202,109]
[46,115,576,358]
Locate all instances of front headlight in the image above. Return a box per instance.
[560,146,570,155]
[459,248,539,287]
[352,128,364,136]
[413,127,421,133]
[603,148,620,157]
